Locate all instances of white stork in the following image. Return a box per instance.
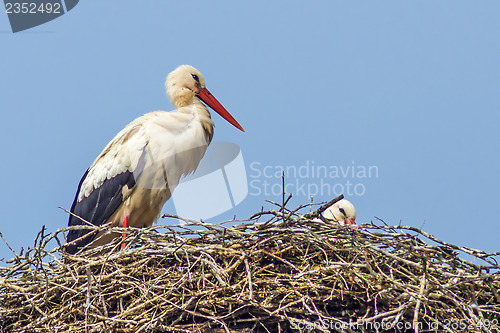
[66,65,244,254]
[316,199,357,225]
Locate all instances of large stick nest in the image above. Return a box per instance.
[1,197,499,332]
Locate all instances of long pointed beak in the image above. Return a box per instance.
[197,88,244,132]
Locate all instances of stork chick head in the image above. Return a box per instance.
[322,199,357,225]
[165,65,206,108]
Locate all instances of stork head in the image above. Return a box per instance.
[322,199,357,225]
[166,65,205,108]
[165,65,244,131]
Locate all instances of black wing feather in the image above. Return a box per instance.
[66,170,136,254]
[66,149,147,254]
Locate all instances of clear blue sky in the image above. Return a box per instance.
[1,1,499,262]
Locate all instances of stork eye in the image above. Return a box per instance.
[191,74,200,83]
[339,208,347,217]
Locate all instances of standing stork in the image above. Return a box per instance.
[66,65,244,254]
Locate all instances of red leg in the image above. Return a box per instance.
[121,215,128,250]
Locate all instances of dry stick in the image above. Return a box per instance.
[366,224,499,268]
[244,255,253,300]
[2,200,500,332]
[281,172,285,223]
[277,174,294,224]
[303,194,344,219]
[85,266,92,333]
[0,231,18,258]
[413,259,427,333]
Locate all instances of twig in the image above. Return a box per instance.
[244,255,253,300]
[0,198,498,332]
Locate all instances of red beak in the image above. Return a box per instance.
[197,88,244,132]
[346,218,356,225]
